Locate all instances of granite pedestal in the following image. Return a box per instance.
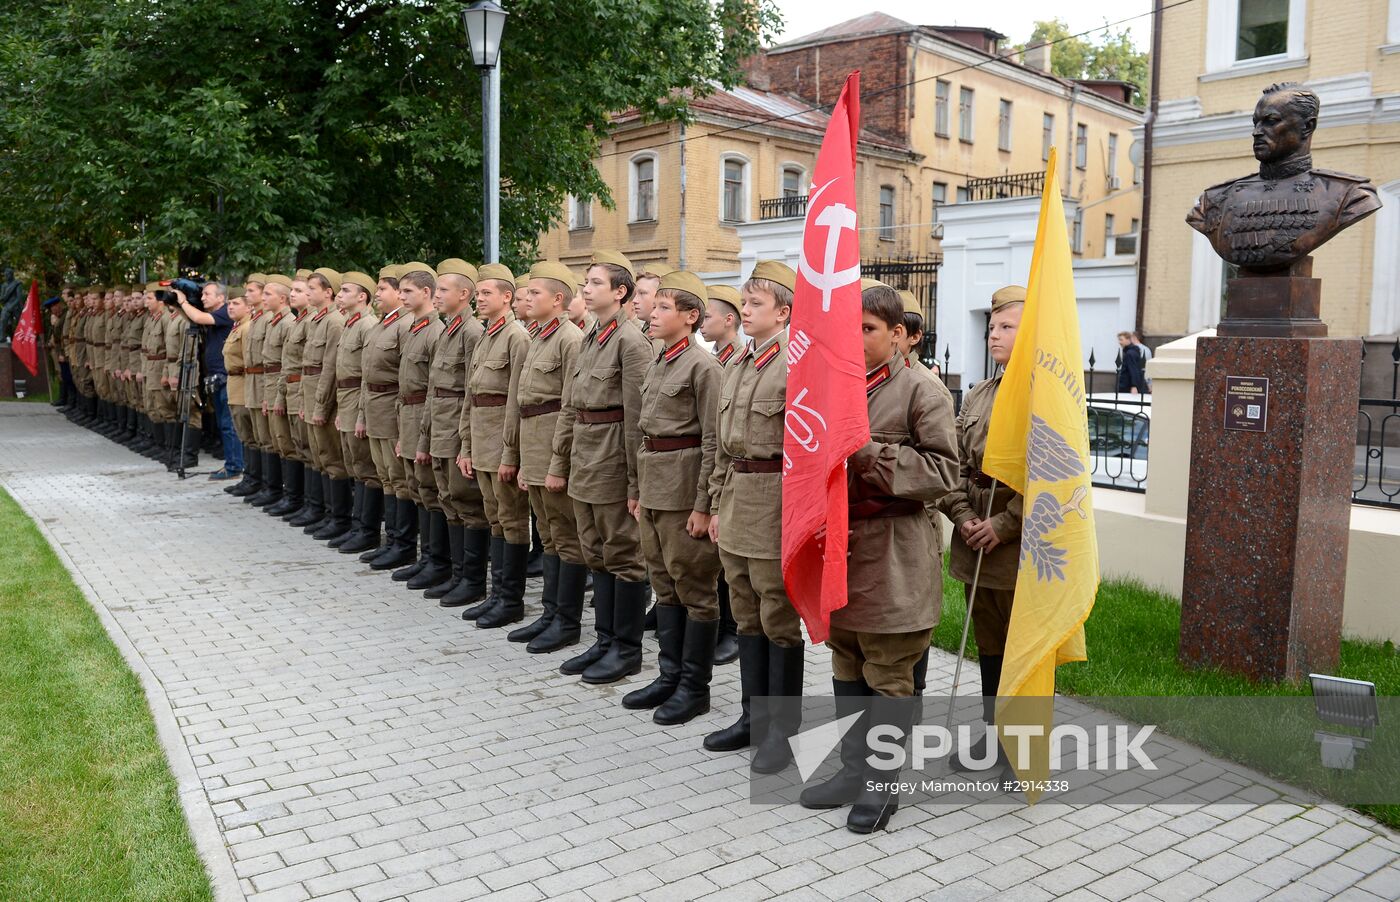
[1178,335,1359,681]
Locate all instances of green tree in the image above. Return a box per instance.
[0,0,781,287]
[1013,18,1149,107]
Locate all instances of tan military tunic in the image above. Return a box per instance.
[122,311,144,404]
[510,317,582,486]
[262,312,289,412]
[281,310,310,458]
[397,312,442,459]
[710,331,788,560]
[304,306,344,423]
[638,336,722,514]
[554,307,652,505]
[140,311,165,415]
[425,311,483,459]
[459,314,528,471]
[835,353,959,634]
[360,306,410,440]
[224,317,248,407]
[712,339,742,370]
[334,309,378,433]
[245,310,267,411]
[938,373,1023,591]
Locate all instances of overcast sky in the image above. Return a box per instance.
[772,0,1156,52]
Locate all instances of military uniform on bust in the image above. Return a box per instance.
[391,263,448,589]
[504,261,588,653]
[553,250,654,685]
[419,259,489,607]
[704,261,804,773]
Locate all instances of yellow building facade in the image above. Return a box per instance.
[1142,0,1400,340]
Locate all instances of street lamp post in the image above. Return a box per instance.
[462,0,508,264]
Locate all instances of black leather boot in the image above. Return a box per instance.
[847,695,917,834]
[315,478,354,541]
[289,469,323,526]
[622,605,685,709]
[392,505,431,581]
[228,448,258,495]
[509,553,559,642]
[529,560,586,653]
[560,571,613,674]
[372,499,418,570]
[441,527,489,607]
[799,679,874,809]
[461,535,504,619]
[476,542,528,628]
[360,492,395,561]
[704,635,767,752]
[582,579,647,684]
[407,510,450,589]
[751,642,805,774]
[269,459,302,516]
[714,576,739,665]
[179,423,200,469]
[248,452,279,507]
[425,524,463,599]
[305,473,335,534]
[329,482,362,547]
[655,617,719,726]
[341,486,383,554]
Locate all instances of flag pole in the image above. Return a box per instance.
[944,476,1000,733]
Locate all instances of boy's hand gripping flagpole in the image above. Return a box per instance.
[944,480,999,733]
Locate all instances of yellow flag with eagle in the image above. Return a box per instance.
[980,149,1099,802]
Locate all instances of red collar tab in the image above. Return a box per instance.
[445,314,464,337]
[537,318,561,341]
[716,343,735,364]
[663,336,690,363]
[753,340,781,372]
[346,312,362,328]
[596,319,619,346]
[866,364,892,396]
[487,316,507,337]
[410,316,432,334]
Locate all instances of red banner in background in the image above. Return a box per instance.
[780,71,870,644]
[14,281,41,376]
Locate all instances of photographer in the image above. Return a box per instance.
[174,281,243,479]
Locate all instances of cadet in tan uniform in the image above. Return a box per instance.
[260,278,303,517]
[284,277,322,529]
[799,281,959,834]
[303,268,352,541]
[161,285,200,471]
[704,260,804,772]
[630,263,671,353]
[119,289,145,446]
[392,263,447,588]
[553,250,653,685]
[231,275,271,499]
[700,283,745,665]
[330,271,384,554]
[222,290,254,482]
[506,261,587,652]
[938,285,1025,769]
[458,263,531,629]
[138,286,167,459]
[361,266,418,569]
[622,270,723,725]
[421,259,488,605]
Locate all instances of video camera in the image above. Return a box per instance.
[155,277,207,311]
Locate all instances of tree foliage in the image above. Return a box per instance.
[0,0,781,287]
[1014,19,1149,107]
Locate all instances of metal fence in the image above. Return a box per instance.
[759,194,808,221]
[1355,339,1400,511]
[862,256,942,367]
[963,171,1043,202]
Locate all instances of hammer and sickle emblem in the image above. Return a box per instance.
[798,178,861,312]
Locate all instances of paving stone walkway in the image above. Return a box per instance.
[3,402,1399,902]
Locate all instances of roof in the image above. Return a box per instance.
[782,11,914,46]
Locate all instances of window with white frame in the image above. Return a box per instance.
[935,80,951,137]
[1390,0,1400,46]
[1075,124,1088,170]
[879,185,896,240]
[998,99,1013,151]
[721,155,749,223]
[1205,0,1307,72]
[781,165,805,199]
[1108,133,1119,183]
[958,87,974,142]
[956,185,969,204]
[1104,213,1116,252]
[630,154,657,222]
[568,195,592,230]
[932,182,947,205]
[1072,208,1084,253]
[1042,113,1055,161]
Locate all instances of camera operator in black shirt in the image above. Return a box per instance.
[176,282,244,480]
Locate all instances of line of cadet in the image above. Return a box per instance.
[56,282,207,471]
[61,255,1028,835]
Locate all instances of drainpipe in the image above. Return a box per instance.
[1135,0,1164,336]
[1064,85,1079,199]
[679,120,688,270]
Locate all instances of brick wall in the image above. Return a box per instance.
[748,34,910,144]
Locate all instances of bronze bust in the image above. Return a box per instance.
[1187,83,1381,273]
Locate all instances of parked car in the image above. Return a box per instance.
[1086,393,1150,491]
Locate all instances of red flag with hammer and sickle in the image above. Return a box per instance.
[781,71,869,644]
[13,280,42,377]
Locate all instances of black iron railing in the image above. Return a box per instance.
[759,195,809,220]
[964,171,1043,202]
[1354,339,1400,511]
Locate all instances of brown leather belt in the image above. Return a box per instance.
[578,406,624,424]
[286,374,302,383]
[732,457,782,474]
[366,382,395,393]
[303,365,323,375]
[471,392,508,407]
[520,399,562,418]
[400,391,427,405]
[644,436,701,453]
[337,377,361,389]
[145,354,166,361]
[970,471,995,488]
[228,367,246,376]
[264,364,281,374]
[850,497,924,521]
[434,388,466,398]
[246,365,265,374]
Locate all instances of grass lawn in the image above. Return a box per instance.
[0,487,212,902]
[933,568,1400,828]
